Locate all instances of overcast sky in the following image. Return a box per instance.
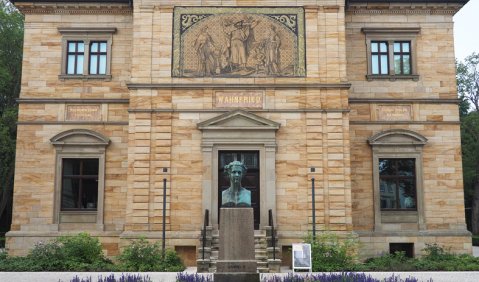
[454,0,479,61]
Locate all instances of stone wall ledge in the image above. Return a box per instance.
[126,83,352,90]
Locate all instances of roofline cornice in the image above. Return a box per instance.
[346,0,467,15]
[13,1,132,15]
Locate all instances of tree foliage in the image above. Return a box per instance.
[0,0,23,236]
[457,53,479,234]
[457,53,479,112]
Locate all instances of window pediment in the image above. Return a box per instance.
[50,129,110,147]
[368,129,427,146]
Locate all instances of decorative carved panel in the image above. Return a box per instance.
[377,105,412,121]
[65,104,101,121]
[172,7,305,78]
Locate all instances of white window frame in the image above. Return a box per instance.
[362,27,420,81]
[58,27,116,80]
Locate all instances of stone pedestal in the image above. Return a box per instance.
[214,208,259,282]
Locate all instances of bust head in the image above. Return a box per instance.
[224,161,247,187]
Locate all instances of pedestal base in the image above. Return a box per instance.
[214,272,260,282]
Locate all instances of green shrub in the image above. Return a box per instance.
[0,233,114,271]
[306,232,359,272]
[117,238,184,272]
[361,251,416,271]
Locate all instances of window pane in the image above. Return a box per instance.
[394,55,401,74]
[62,178,80,209]
[380,179,397,209]
[380,55,388,74]
[99,55,107,74]
[403,55,411,74]
[77,42,84,52]
[83,179,98,209]
[397,159,415,176]
[402,42,410,52]
[100,42,107,52]
[380,42,388,52]
[90,55,98,74]
[77,55,84,74]
[371,55,379,74]
[63,159,81,175]
[83,159,99,175]
[91,42,98,53]
[379,159,395,176]
[68,42,76,52]
[399,179,416,209]
[371,42,378,53]
[394,42,400,53]
[67,55,76,74]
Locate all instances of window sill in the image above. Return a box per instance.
[59,74,112,81]
[381,210,418,223]
[366,74,419,81]
[60,210,97,223]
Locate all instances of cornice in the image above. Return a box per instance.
[126,83,352,90]
[14,3,132,15]
[346,2,464,15]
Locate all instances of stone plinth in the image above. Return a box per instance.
[215,208,259,282]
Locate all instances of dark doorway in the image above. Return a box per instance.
[218,151,260,229]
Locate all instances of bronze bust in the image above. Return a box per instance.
[221,161,251,207]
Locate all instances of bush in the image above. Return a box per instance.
[117,238,184,272]
[306,232,359,272]
[0,232,114,271]
[176,273,213,282]
[361,251,416,271]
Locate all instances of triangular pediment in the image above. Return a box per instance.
[197,110,280,130]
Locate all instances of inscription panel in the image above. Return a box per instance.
[215,91,264,108]
[172,7,305,78]
[65,104,101,121]
[377,105,412,121]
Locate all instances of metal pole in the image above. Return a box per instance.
[162,178,167,257]
[312,177,316,240]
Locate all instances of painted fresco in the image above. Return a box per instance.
[172,7,305,77]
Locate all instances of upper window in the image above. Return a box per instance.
[61,158,99,211]
[362,27,420,81]
[379,158,416,210]
[58,27,116,80]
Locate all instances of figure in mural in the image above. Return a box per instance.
[265,25,281,75]
[221,161,251,207]
[223,18,259,70]
[193,26,217,76]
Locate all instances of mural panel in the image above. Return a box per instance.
[172,7,305,78]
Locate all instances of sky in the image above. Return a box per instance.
[454,0,479,61]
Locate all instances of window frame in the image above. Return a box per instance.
[51,129,110,230]
[362,27,420,81]
[66,41,85,75]
[58,27,116,80]
[368,129,427,232]
[379,158,417,211]
[61,158,100,211]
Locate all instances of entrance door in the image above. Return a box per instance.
[218,151,260,229]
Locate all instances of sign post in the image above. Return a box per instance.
[292,243,312,273]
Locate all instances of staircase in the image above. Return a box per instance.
[197,226,281,273]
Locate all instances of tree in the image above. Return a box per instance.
[0,0,23,239]
[457,53,479,234]
[457,53,479,112]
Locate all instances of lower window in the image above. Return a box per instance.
[61,158,99,211]
[379,158,416,210]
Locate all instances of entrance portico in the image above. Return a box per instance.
[198,110,280,230]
